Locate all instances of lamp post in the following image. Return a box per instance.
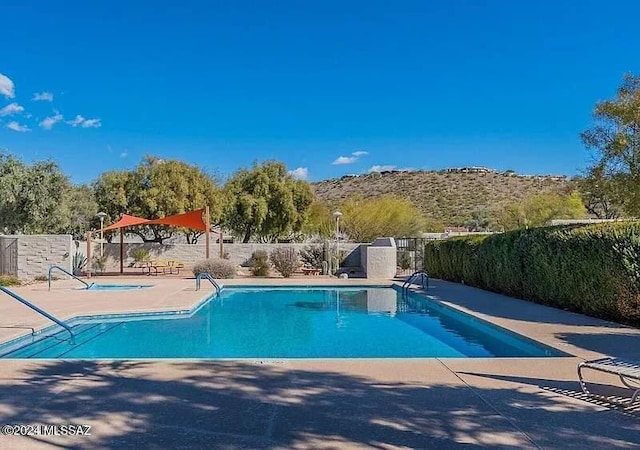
[332,211,342,274]
[96,212,107,257]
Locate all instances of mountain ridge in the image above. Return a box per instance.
[311,168,575,227]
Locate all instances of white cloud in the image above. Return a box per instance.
[332,150,368,165]
[0,73,15,98]
[288,167,308,180]
[39,113,64,130]
[67,115,85,127]
[120,150,128,158]
[332,156,358,165]
[0,102,24,117]
[67,115,102,128]
[33,91,54,102]
[81,118,101,128]
[369,165,396,172]
[7,121,30,132]
[68,115,87,127]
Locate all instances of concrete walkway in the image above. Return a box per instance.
[0,277,638,448]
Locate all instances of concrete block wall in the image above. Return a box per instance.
[2,235,74,279]
[339,243,362,267]
[80,241,363,271]
[0,233,396,280]
[79,238,398,279]
[100,243,207,268]
[365,237,397,279]
[207,243,362,268]
[360,244,370,271]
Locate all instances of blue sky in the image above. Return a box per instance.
[0,0,638,183]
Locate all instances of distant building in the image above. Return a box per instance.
[445,166,497,174]
[422,230,496,240]
[519,174,567,180]
[549,218,636,226]
[444,226,469,232]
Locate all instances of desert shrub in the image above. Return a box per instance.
[92,255,109,273]
[250,250,270,276]
[0,275,21,286]
[270,248,300,278]
[397,250,412,271]
[131,248,150,265]
[299,245,323,269]
[192,258,236,279]
[424,223,640,324]
[72,252,88,275]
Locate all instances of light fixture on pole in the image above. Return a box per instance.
[96,212,107,257]
[332,211,342,274]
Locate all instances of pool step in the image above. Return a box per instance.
[3,322,123,358]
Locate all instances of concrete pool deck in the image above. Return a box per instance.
[0,276,638,448]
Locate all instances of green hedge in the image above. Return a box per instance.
[423,223,640,324]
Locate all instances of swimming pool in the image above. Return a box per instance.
[0,287,563,359]
[83,284,153,291]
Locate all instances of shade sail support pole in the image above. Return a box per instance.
[86,231,92,278]
[120,228,124,274]
[205,206,211,259]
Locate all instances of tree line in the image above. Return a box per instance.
[0,156,438,243]
[0,72,637,241]
[0,151,594,241]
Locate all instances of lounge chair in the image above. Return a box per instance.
[578,357,640,405]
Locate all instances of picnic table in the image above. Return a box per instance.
[139,260,185,275]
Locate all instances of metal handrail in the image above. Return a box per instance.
[195,273,222,296]
[0,286,75,344]
[49,265,93,291]
[402,270,429,292]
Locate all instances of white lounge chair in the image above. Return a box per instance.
[578,357,640,405]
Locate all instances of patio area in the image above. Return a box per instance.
[0,277,638,448]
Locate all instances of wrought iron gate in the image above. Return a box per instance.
[395,237,427,273]
[0,237,18,276]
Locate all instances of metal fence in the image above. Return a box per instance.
[0,237,18,276]
[395,237,428,273]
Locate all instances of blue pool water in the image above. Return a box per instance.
[0,287,563,359]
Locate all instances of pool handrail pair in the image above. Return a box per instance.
[48,265,94,291]
[0,285,75,344]
[403,270,429,293]
[195,273,222,296]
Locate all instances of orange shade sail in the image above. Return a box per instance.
[146,209,207,231]
[101,209,207,232]
[102,214,149,231]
